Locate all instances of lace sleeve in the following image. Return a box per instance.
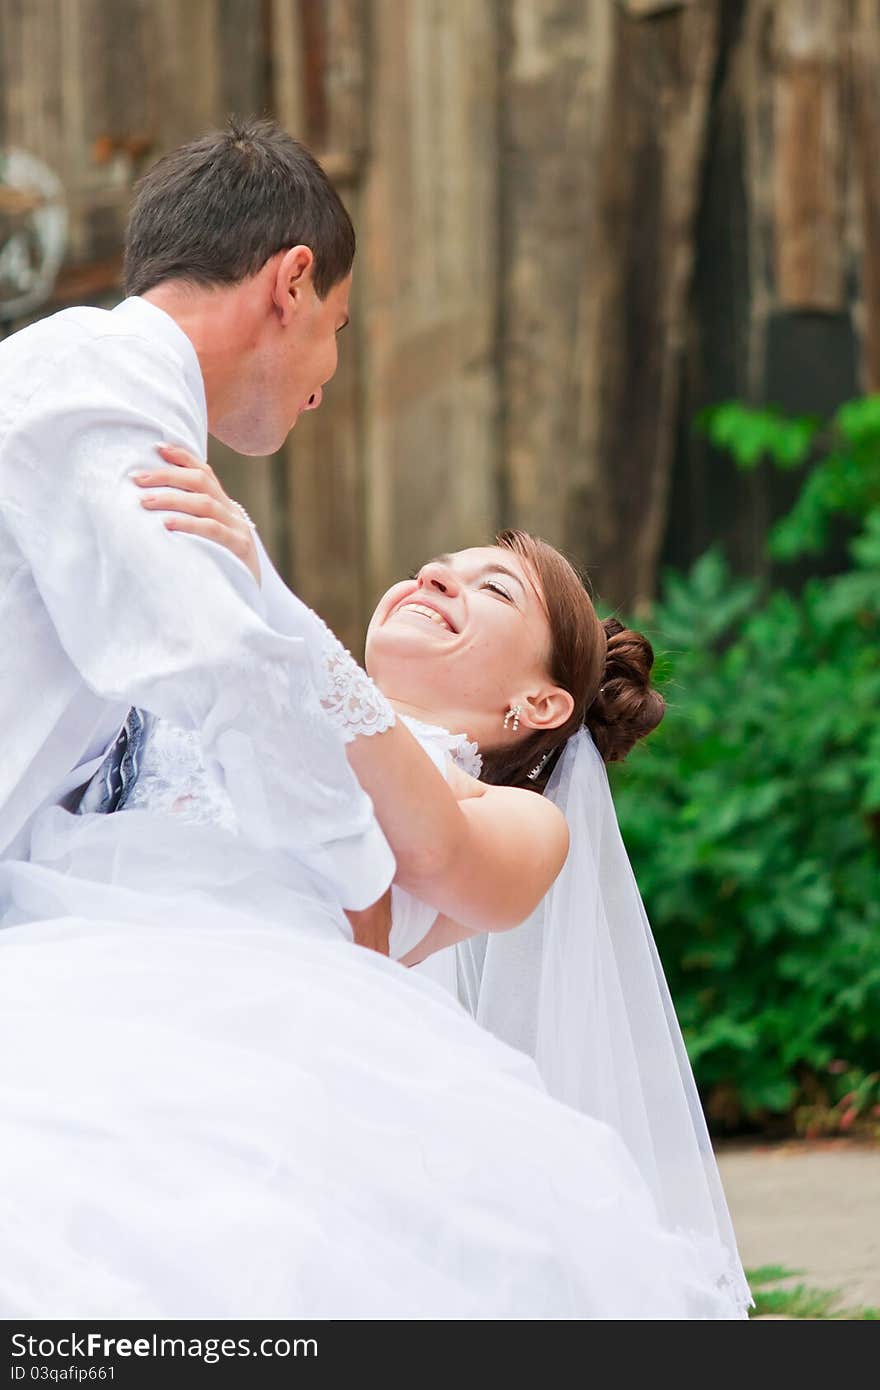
[314,621,396,743]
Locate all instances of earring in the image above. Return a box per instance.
[503,704,522,733]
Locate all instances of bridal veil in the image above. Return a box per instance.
[456,729,751,1316]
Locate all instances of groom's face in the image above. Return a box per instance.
[222,265,352,457]
[279,269,352,434]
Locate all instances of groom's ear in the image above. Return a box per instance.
[272,246,315,325]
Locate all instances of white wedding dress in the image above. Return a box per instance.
[0,702,742,1319]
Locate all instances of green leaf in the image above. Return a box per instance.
[614,402,880,1131]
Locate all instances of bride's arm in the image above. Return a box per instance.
[394,761,558,956]
[398,793,564,961]
[347,728,569,932]
[397,761,561,956]
[140,452,570,931]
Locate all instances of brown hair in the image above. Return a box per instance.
[479,530,665,793]
[124,117,355,299]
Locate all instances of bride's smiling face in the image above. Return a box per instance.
[365,547,574,746]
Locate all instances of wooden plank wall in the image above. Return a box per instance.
[3,0,880,640]
[666,0,865,589]
[269,0,500,649]
[500,0,719,611]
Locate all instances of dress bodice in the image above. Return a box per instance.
[397,717,482,780]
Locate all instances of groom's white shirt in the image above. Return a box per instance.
[0,296,394,908]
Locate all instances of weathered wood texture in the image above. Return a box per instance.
[356,0,498,614]
[270,0,370,651]
[500,0,719,612]
[3,0,880,632]
[665,0,863,587]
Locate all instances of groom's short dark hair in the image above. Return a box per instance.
[123,116,355,299]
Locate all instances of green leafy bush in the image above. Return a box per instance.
[610,400,880,1130]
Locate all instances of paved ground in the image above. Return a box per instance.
[716,1141,880,1311]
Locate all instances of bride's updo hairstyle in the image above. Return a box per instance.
[480,530,665,793]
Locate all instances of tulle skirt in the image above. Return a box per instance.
[0,808,739,1319]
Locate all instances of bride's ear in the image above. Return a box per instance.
[520,685,574,733]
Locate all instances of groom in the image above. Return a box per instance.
[0,117,394,921]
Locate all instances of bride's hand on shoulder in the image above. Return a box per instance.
[132,444,261,585]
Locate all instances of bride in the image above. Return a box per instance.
[0,452,748,1320]
[131,445,752,1316]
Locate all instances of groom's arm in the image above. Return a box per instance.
[1,330,393,909]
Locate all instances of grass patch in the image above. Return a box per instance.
[747,1264,880,1319]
